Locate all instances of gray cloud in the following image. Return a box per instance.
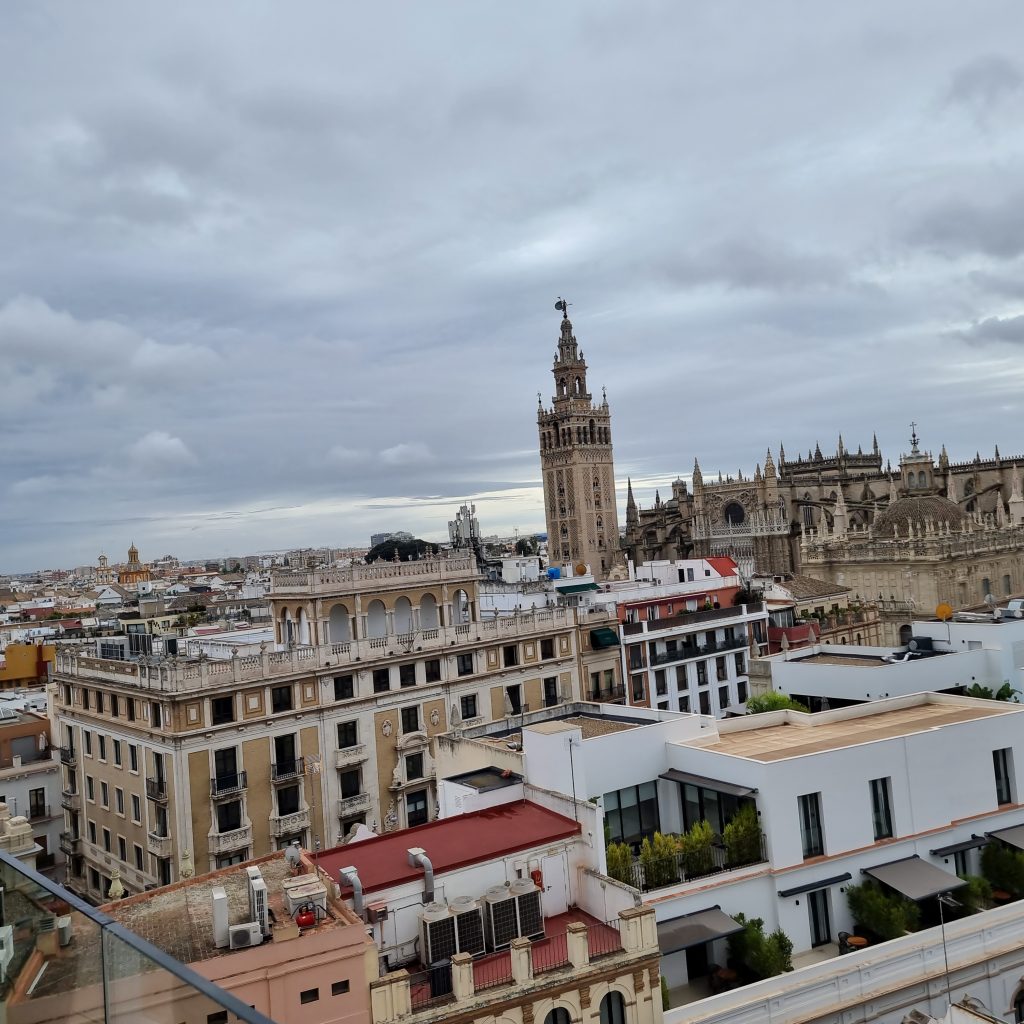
[958,314,1024,345]
[1,1,1024,569]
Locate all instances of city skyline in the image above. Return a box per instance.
[4,3,1024,568]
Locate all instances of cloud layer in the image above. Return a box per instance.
[3,2,1024,569]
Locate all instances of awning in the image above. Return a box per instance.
[863,856,967,901]
[590,626,621,648]
[778,873,852,899]
[987,824,1024,851]
[657,907,743,955]
[558,582,599,595]
[659,769,757,798]
[931,835,989,858]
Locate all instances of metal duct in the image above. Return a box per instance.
[339,866,365,920]
[407,847,435,904]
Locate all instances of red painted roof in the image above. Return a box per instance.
[707,557,739,577]
[315,800,581,895]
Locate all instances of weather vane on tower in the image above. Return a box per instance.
[555,297,571,320]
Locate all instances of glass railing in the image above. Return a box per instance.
[0,849,277,1023]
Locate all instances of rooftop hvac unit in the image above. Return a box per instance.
[450,895,485,956]
[282,876,327,917]
[228,922,263,949]
[482,885,518,951]
[249,876,269,936]
[511,878,544,941]
[419,902,456,966]
[211,886,229,948]
[56,915,72,948]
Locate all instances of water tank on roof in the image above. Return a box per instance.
[547,567,561,580]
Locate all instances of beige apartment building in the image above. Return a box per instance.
[52,554,621,901]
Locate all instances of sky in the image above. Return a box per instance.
[3,2,1024,572]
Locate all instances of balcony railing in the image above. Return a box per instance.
[335,744,368,769]
[408,962,455,1010]
[648,635,748,666]
[271,756,305,782]
[59,746,77,767]
[61,790,81,812]
[622,834,769,893]
[623,602,765,636]
[147,831,172,858]
[146,778,168,803]
[210,770,247,799]
[59,831,81,857]
[270,808,310,838]
[338,793,371,817]
[589,685,626,703]
[208,824,252,855]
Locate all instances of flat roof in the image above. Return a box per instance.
[481,711,650,745]
[702,700,1019,762]
[445,766,523,792]
[789,653,891,668]
[317,800,580,895]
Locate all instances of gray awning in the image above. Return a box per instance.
[659,769,757,798]
[987,824,1024,851]
[863,856,967,901]
[931,835,989,858]
[778,872,852,899]
[657,907,743,955]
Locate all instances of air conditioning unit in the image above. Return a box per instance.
[249,875,269,936]
[367,901,389,924]
[482,885,518,951]
[450,895,485,955]
[228,922,263,949]
[511,878,544,940]
[419,902,456,965]
[211,886,229,948]
[56,915,73,948]
[282,876,327,917]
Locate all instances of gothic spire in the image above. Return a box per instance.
[764,448,776,477]
[872,432,880,456]
[626,477,638,528]
[778,442,786,464]
[692,457,703,489]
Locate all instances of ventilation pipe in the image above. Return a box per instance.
[407,847,434,904]
[339,866,365,920]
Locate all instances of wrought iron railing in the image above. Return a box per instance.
[210,770,247,798]
[408,962,455,1009]
[623,834,769,893]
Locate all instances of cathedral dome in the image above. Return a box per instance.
[873,494,968,536]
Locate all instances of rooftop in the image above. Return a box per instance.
[317,800,580,895]
[788,652,891,668]
[702,698,1020,762]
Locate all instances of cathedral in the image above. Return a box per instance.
[537,305,1024,643]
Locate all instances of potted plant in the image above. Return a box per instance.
[846,881,920,940]
[605,841,634,886]
[639,832,680,890]
[723,804,763,867]
[679,819,716,878]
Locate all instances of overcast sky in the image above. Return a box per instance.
[3,2,1024,572]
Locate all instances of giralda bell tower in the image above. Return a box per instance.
[537,299,620,580]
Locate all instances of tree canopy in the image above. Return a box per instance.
[746,691,809,714]
[365,538,439,564]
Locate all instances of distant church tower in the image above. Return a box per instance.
[537,300,620,579]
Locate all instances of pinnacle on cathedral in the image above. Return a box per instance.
[764,448,776,477]
[692,458,703,489]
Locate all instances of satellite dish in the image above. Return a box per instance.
[574,562,587,577]
[935,603,954,622]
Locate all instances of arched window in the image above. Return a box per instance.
[724,502,746,526]
[1014,988,1024,1024]
[1005,574,1013,595]
[328,603,351,644]
[599,992,626,1024]
[558,378,566,397]
[982,578,992,600]
[589,418,596,443]
[452,589,470,625]
[545,1009,572,1024]
[918,470,927,488]
[574,376,582,395]
[394,596,413,634]
[596,516,603,530]
[367,599,387,638]
[419,594,439,630]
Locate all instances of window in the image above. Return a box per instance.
[95,691,104,714]
[399,664,416,688]
[1015,989,1024,1024]
[545,1011,571,1024]
[631,675,645,703]
[401,706,420,734]
[337,721,358,748]
[406,753,424,780]
[129,744,138,772]
[506,684,522,714]
[84,731,92,756]
[373,668,391,693]
[113,739,122,767]
[118,836,127,861]
[115,787,124,815]
[98,735,107,761]
[698,690,711,716]
[101,782,109,809]
[102,827,111,853]
[340,769,361,798]
[604,783,660,848]
[110,694,119,718]
[460,694,478,720]
[718,685,729,710]
[150,702,162,728]
[954,849,969,879]
[544,676,559,707]
[678,693,691,713]
[271,685,293,713]
[540,638,555,660]
[655,670,667,696]
[681,783,750,835]
[86,776,95,802]
[126,699,135,722]
[994,747,1014,805]
[211,696,235,725]
[217,800,242,833]
[207,1013,229,1024]
[600,992,626,1024]
[334,675,354,700]
[716,657,728,681]
[696,662,707,686]
[88,821,97,844]
[134,844,144,870]
[28,788,45,819]
[406,790,429,827]
[89,867,100,892]
[131,794,141,823]
[736,680,748,704]
[502,644,519,667]
[277,785,300,816]
[735,652,746,675]
[424,659,441,683]
[457,653,474,677]
[799,792,824,858]
[870,777,894,840]
[300,988,320,1005]
[332,980,350,996]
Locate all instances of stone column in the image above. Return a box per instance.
[510,936,533,984]
[567,922,589,969]
[451,952,475,1001]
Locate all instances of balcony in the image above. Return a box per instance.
[147,831,173,858]
[271,756,305,783]
[58,831,81,857]
[59,746,77,767]
[335,744,368,769]
[616,834,769,894]
[338,793,371,817]
[146,778,168,803]
[208,824,252,856]
[61,790,81,812]
[623,602,765,637]
[210,770,247,799]
[589,686,626,703]
[270,807,310,838]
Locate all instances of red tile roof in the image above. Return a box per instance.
[707,557,739,577]
[316,800,580,895]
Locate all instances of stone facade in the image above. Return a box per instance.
[538,308,620,580]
